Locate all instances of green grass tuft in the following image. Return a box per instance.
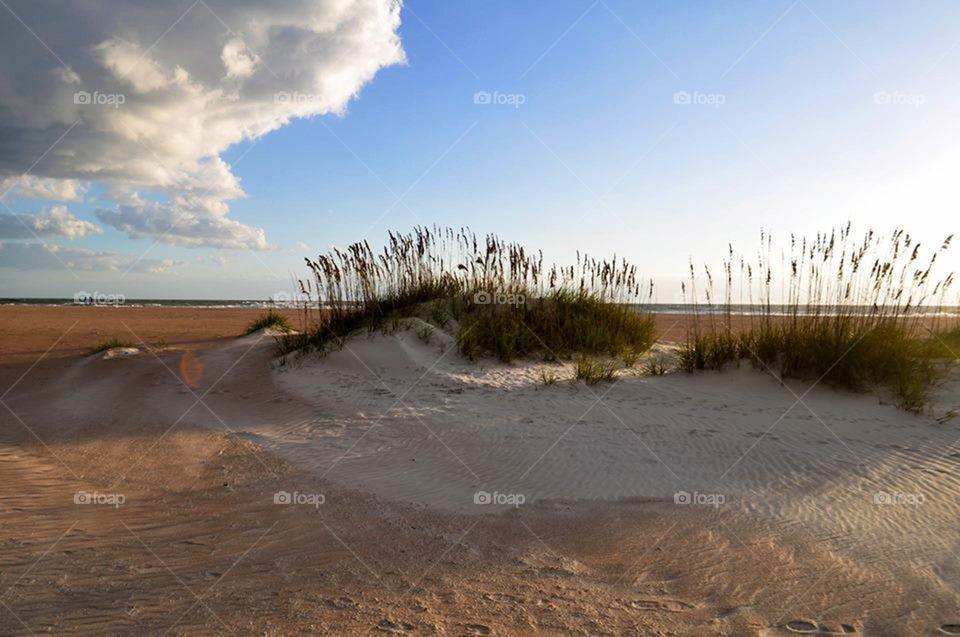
[539,368,560,385]
[89,339,137,354]
[574,354,618,385]
[246,310,293,335]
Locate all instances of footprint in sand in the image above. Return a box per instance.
[376,618,414,633]
[459,624,491,635]
[628,598,694,612]
[783,620,857,634]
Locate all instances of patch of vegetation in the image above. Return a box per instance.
[415,323,434,345]
[930,326,960,359]
[679,226,956,411]
[429,299,450,329]
[574,354,618,385]
[620,346,641,367]
[89,338,137,354]
[245,310,293,335]
[539,368,560,385]
[644,353,670,376]
[279,227,656,362]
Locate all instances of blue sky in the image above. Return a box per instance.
[1,0,958,300]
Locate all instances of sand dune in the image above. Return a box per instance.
[1,313,959,634]
[269,324,960,585]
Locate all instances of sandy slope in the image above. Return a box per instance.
[0,314,959,634]
[271,322,960,536]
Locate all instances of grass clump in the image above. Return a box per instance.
[539,369,560,385]
[280,226,655,362]
[416,323,435,345]
[574,354,618,385]
[680,225,956,411]
[89,338,136,354]
[458,289,655,363]
[644,352,671,376]
[246,310,293,335]
[620,346,641,367]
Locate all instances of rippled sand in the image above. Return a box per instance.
[1,310,959,634]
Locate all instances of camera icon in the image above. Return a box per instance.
[473,291,491,305]
[673,91,691,105]
[74,491,91,504]
[73,91,91,105]
[274,490,292,504]
[673,490,691,505]
[873,491,891,505]
[272,291,291,304]
[73,291,90,304]
[274,91,291,105]
[474,490,491,505]
[873,91,892,105]
[473,91,491,105]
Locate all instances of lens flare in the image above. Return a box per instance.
[178,350,204,388]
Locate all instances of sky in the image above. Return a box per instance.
[0,0,958,301]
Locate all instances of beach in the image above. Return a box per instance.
[1,306,958,635]
[3,0,958,633]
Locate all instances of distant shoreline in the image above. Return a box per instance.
[2,298,958,316]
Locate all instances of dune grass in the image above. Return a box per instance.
[539,368,560,385]
[89,338,137,354]
[679,226,956,411]
[574,354,619,385]
[930,326,960,358]
[245,310,293,335]
[279,226,655,362]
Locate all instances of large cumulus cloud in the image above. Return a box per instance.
[0,0,405,250]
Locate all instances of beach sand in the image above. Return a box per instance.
[1,307,958,635]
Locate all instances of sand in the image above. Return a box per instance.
[0,305,727,362]
[1,307,959,635]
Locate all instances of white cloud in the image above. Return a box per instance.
[0,0,406,250]
[221,38,259,79]
[0,242,182,273]
[0,176,87,202]
[96,195,269,250]
[0,206,102,239]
